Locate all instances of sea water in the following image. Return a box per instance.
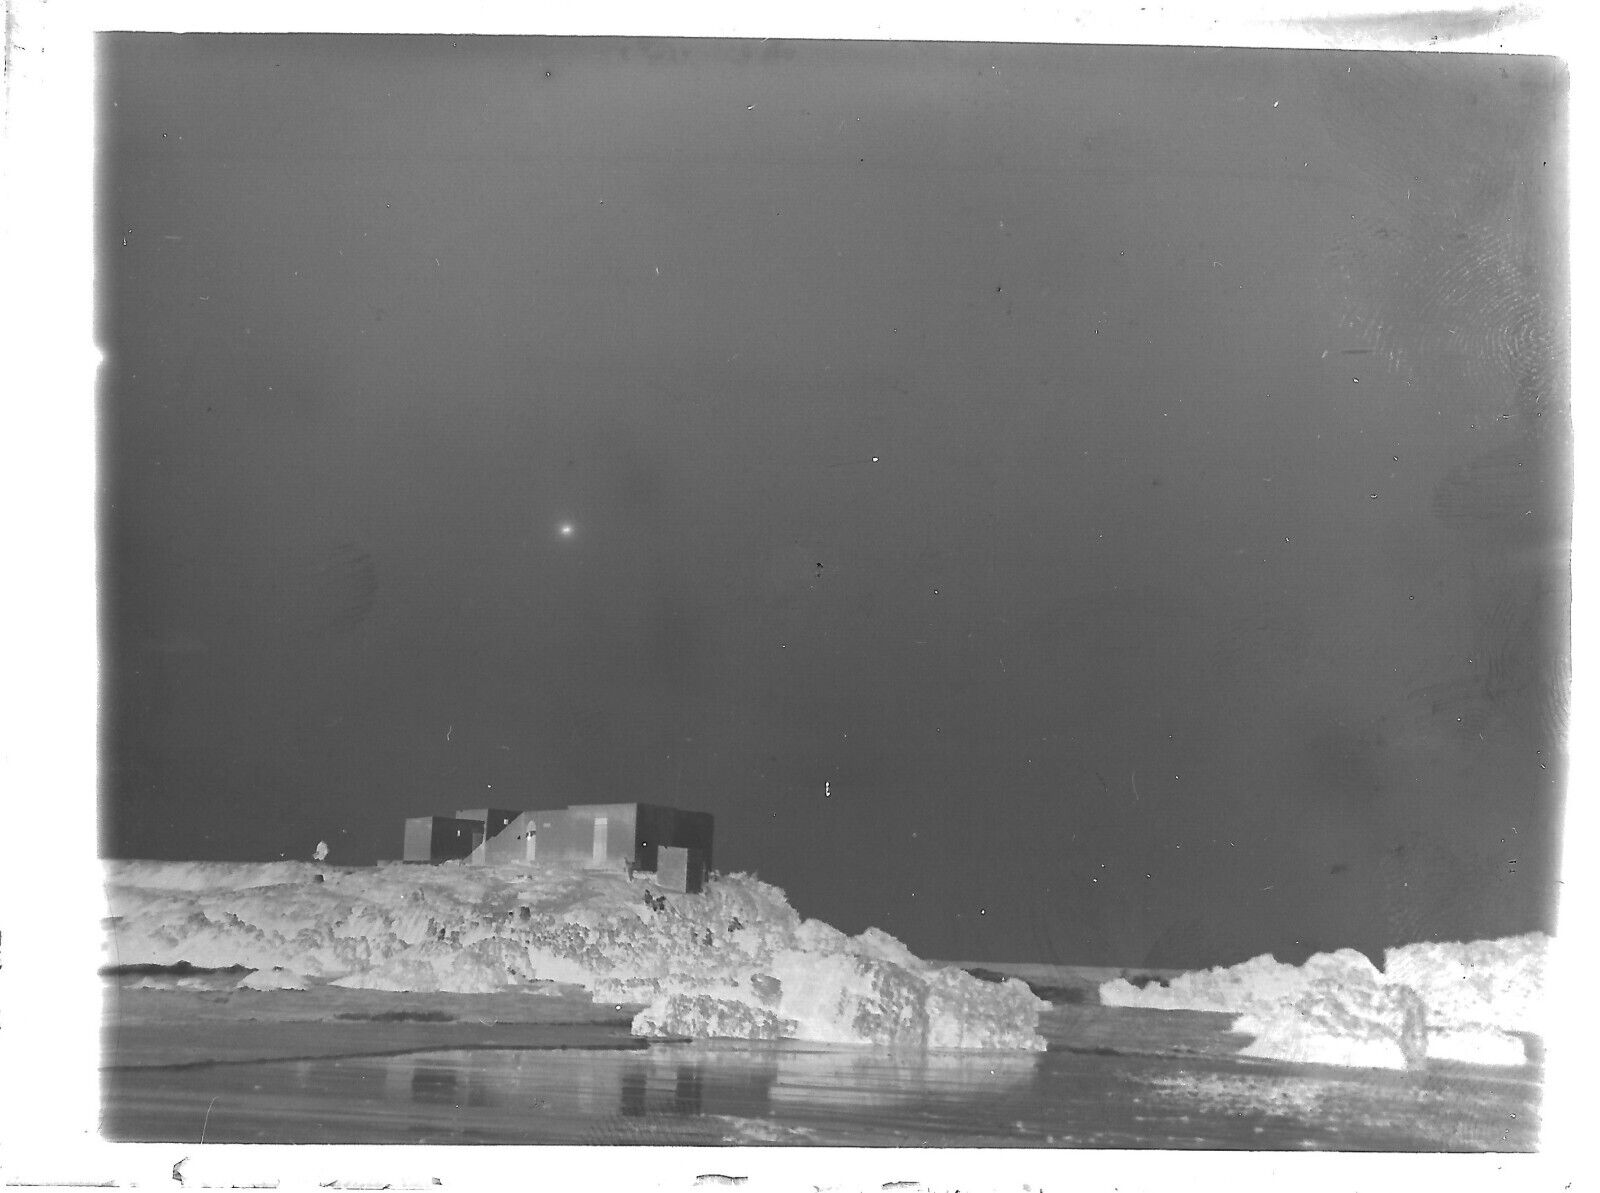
[102,1036,1538,1149]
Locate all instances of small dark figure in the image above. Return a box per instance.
[653,894,668,912]
[702,928,714,947]
[727,916,743,933]
[643,890,657,910]
[625,859,636,880]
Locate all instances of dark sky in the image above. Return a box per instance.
[99,36,1569,969]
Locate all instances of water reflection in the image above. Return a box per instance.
[200,1044,1040,1137]
[409,1064,493,1109]
[410,1065,460,1104]
[605,1044,1039,1121]
[617,1050,775,1118]
[764,1046,1039,1107]
[103,1040,1538,1149]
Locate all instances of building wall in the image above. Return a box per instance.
[633,804,715,873]
[403,816,482,862]
[479,811,540,865]
[633,804,675,873]
[656,845,709,893]
[403,817,435,862]
[455,808,521,839]
[671,808,715,873]
[529,803,640,869]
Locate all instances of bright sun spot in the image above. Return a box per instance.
[558,523,575,538]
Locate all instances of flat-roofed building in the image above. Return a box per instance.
[406,802,714,874]
[522,802,714,873]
